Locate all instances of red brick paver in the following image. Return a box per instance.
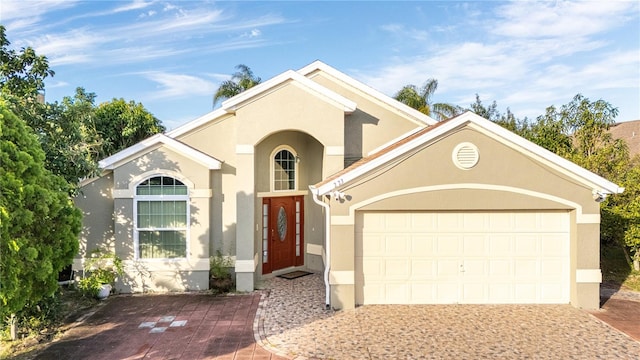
[591,297,640,342]
[34,293,288,360]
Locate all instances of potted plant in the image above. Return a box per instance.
[209,250,234,294]
[78,249,123,299]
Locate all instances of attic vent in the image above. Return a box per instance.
[452,142,479,170]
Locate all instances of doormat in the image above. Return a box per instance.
[277,271,313,280]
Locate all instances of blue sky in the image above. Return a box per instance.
[3,0,639,130]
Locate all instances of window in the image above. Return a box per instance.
[273,148,296,191]
[135,176,188,259]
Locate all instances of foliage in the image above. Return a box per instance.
[469,94,531,135]
[0,287,98,357]
[209,250,233,279]
[0,25,54,99]
[1,28,163,189]
[213,64,262,107]
[94,98,165,158]
[0,101,81,325]
[394,79,463,120]
[77,249,124,297]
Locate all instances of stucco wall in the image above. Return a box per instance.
[306,71,424,163]
[74,174,115,261]
[99,146,213,292]
[325,125,602,309]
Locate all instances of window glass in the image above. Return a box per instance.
[273,149,295,191]
[135,176,188,259]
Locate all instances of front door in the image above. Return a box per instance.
[262,196,304,274]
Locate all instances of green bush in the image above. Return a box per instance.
[77,249,123,298]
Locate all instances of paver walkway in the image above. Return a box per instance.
[34,293,286,360]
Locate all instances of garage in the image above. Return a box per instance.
[355,211,570,305]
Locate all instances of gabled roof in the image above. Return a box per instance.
[311,111,624,196]
[221,70,357,114]
[99,134,222,170]
[168,67,357,138]
[298,60,438,126]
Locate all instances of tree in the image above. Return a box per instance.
[468,94,531,136]
[39,88,103,185]
[0,25,54,99]
[0,100,81,338]
[534,94,627,180]
[93,98,165,158]
[213,64,262,107]
[394,79,462,120]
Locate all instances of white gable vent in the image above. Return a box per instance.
[452,142,479,169]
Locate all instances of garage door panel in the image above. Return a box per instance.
[436,259,460,277]
[463,235,487,255]
[489,259,512,276]
[384,235,410,255]
[541,236,569,256]
[384,259,410,279]
[411,259,434,278]
[489,235,512,255]
[411,235,435,254]
[356,211,569,305]
[462,283,486,302]
[514,235,539,255]
[360,234,384,256]
[436,235,461,255]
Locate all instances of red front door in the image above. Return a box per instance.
[263,196,304,274]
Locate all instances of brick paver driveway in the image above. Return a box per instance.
[30,274,640,359]
[34,293,285,360]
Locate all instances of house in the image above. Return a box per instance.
[74,61,623,310]
[609,119,640,158]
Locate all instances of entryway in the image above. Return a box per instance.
[262,196,304,274]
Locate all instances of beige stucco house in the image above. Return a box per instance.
[74,61,623,310]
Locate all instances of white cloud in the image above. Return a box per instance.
[112,0,155,14]
[141,72,217,99]
[492,0,637,38]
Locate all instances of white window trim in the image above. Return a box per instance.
[270,145,298,193]
[133,175,191,261]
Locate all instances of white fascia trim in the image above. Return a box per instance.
[315,111,623,196]
[329,270,354,285]
[576,269,602,283]
[297,61,437,126]
[326,146,344,156]
[221,70,356,114]
[166,108,228,138]
[73,258,210,271]
[99,134,222,170]
[343,183,598,223]
[306,243,324,256]
[236,144,254,154]
[235,253,258,273]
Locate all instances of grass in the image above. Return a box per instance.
[601,244,640,292]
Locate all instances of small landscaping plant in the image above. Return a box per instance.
[209,250,234,294]
[77,249,124,298]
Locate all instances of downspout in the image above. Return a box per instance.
[310,186,331,309]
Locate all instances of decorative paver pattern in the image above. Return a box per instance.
[34,293,286,359]
[259,274,640,359]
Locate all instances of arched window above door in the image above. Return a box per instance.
[272,147,297,191]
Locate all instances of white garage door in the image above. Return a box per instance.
[355,211,570,305]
